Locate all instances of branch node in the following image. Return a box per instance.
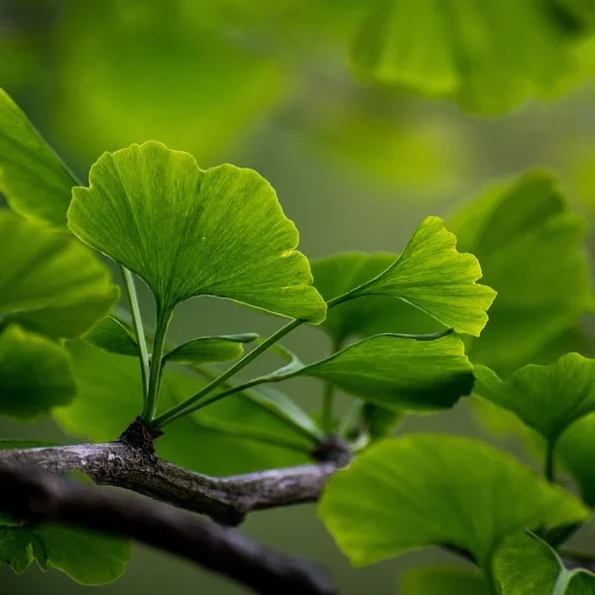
[311,435,352,466]
[119,416,163,455]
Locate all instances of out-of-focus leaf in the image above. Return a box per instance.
[319,435,587,570]
[0,211,119,339]
[55,342,311,475]
[68,142,326,321]
[0,89,76,226]
[0,325,75,420]
[450,170,594,374]
[400,566,490,595]
[267,332,473,412]
[163,334,258,365]
[83,316,139,356]
[493,531,595,594]
[352,0,581,114]
[361,403,403,440]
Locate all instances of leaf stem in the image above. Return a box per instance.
[143,305,173,421]
[150,318,303,428]
[121,268,150,401]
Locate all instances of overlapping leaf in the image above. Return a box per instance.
[266,332,473,412]
[0,211,118,338]
[163,333,258,365]
[0,89,76,226]
[68,142,326,321]
[352,0,579,114]
[493,531,595,594]
[0,325,75,420]
[400,566,490,595]
[83,316,139,356]
[319,435,587,570]
[449,170,594,373]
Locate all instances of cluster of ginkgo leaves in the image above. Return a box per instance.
[1,86,595,594]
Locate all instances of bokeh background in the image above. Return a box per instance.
[2,0,595,593]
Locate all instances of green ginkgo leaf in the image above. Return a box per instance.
[0,89,77,226]
[0,522,130,585]
[352,0,576,115]
[311,252,443,346]
[449,170,594,373]
[264,331,473,412]
[163,333,259,365]
[474,353,595,449]
[319,435,587,570]
[493,531,595,594]
[327,217,495,337]
[83,316,139,356]
[400,566,490,595]
[0,325,76,420]
[67,141,326,322]
[0,211,119,339]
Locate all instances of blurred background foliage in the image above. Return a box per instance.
[3,0,595,593]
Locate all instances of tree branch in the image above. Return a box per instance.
[0,420,350,526]
[0,462,336,595]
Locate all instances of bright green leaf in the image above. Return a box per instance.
[493,531,595,594]
[474,354,595,448]
[311,252,443,346]
[400,566,490,595]
[163,333,259,365]
[352,0,577,115]
[0,89,77,226]
[272,332,473,412]
[55,342,310,475]
[319,435,587,570]
[0,325,75,420]
[83,316,139,356]
[449,170,594,374]
[0,523,130,585]
[331,217,495,337]
[0,211,119,339]
[67,141,326,322]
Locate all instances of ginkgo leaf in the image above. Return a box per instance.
[400,566,490,595]
[0,211,119,339]
[311,252,444,346]
[319,435,587,570]
[352,0,576,115]
[449,170,594,373]
[0,325,76,420]
[474,354,595,448]
[163,333,259,365]
[493,531,595,594]
[0,89,77,226]
[328,217,495,337]
[67,141,326,322]
[267,332,473,412]
[0,523,130,585]
[55,342,312,475]
[83,316,139,356]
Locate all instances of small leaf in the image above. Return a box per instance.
[163,333,259,365]
[449,170,594,373]
[83,316,139,356]
[0,325,75,420]
[493,531,595,594]
[0,211,119,339]
[319,435,587,570]
[474,353,595,445]
[0,89,77,226]
[67,141,326,321]
[0,523,130,585]
[361,403,403,440]
[311,252,443,346]
[274,332,473,412]
[333,217,495,337]
[400,566,490,595]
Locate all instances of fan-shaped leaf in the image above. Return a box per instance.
[328,217,495,337]
[319,435,587,570]
[163,333,258,365]
[0,211,118,339]
[0,89,76,226]
[67,142,326,322]
[0,325,75,420]
[83,316,139,356]
[493,531,595,594]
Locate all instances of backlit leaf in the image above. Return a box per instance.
[83,316,139,357]
[319,435,587,570]
[68,142,326,321]
[163,333,259,365]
